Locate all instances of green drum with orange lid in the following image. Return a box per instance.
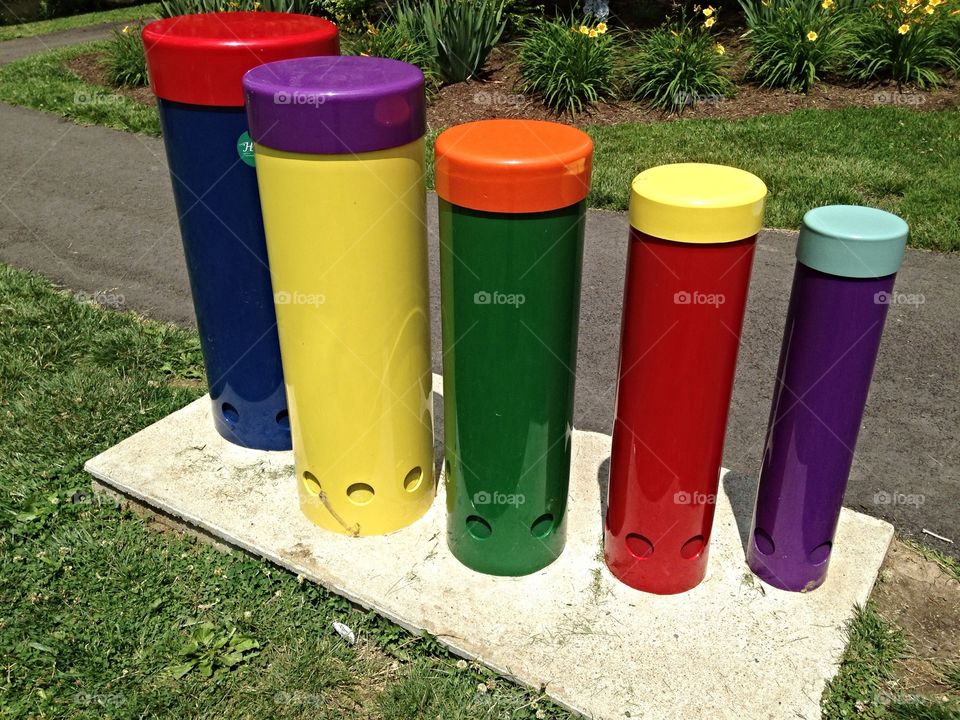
[434,119,593,576]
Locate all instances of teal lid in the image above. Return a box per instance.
[796,205,908,278]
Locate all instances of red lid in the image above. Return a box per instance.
[143,12,339,107]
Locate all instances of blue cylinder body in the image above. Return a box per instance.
[158,99,290,450]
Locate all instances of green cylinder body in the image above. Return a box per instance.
[439,198,585,576]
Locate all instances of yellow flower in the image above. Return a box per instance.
[925,4,935,11]
[714,42,725,55]
[821,0,835,8]
[898,22,911,32]
[589,28,598,37]
[806,30,819,40]
[704,16,716,27]
[596,22,608,33]
[703,5,715,16]
[579,25,589,34]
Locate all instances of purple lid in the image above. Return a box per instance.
[243,56,425,155]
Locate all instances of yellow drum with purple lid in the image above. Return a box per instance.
[243,56,434,536]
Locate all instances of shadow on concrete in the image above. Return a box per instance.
[596,454,611,528]
[722,469,760,559]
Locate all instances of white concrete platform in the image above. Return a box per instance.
[84,378,894,720]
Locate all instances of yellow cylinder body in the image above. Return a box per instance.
[254,137,435,536]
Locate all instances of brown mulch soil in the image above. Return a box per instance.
[872,538,960,699]
[65,51,154,105]
[64,46,960,130]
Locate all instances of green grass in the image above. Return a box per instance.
[0,41,159,135]
[821,603,960,719]
[2,40,958,252]
[0,4,159,41]
[0,263,573,719]
[588,108,960,253]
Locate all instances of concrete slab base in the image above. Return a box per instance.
[85,378,894,720]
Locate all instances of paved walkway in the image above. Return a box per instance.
[0,28,957,554]
[0,21,130,65]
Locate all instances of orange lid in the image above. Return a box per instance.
[434,120,593,214]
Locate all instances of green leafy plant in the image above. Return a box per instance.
[517,16,616,114]
[158,0,314,18]
[742,0,852,92]
[105,23,149,88]
[415,0,508,83]
[165,622,260,679]
[381,0,507,83]
[501,0,546,35]
[846,0,960,88]
[317,0,379,27]
[627,6,735,112]
[353,22,441,92]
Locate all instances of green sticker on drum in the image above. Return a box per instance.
[237,131,255,167]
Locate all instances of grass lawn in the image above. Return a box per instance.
[0,4,159,42]
[0,42,159,135]
[1,262,957,718]
[1,43,958,251]
[588,108,960,254]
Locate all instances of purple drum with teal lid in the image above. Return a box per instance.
[242,55,425,153]
[748,205,909,592]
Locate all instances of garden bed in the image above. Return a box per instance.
[427,45,960,128]
[64,48,152,105]
[63,43,960,130]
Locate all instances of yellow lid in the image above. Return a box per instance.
[628,163,767,243]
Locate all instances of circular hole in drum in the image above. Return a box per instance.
[680,534,706,560]
[808,541,832,565]
[302,471,321,495]
[403,466,423,492]
[466,515,492,540]
[346,483,375,506]
[753,528,775,555]
[625,533,654,560]
[221,402,239,425]
[275,410,290,428]
[530,513,555,539]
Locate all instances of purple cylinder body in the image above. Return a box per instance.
[747,263,895,592]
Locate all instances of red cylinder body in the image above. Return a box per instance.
[604,229,757,594]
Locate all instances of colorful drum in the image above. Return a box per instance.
[143,12,338,450]
[605,163,767,594]
[435,119,592,575]
[748,205,909,592]
[243,56,434,536]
